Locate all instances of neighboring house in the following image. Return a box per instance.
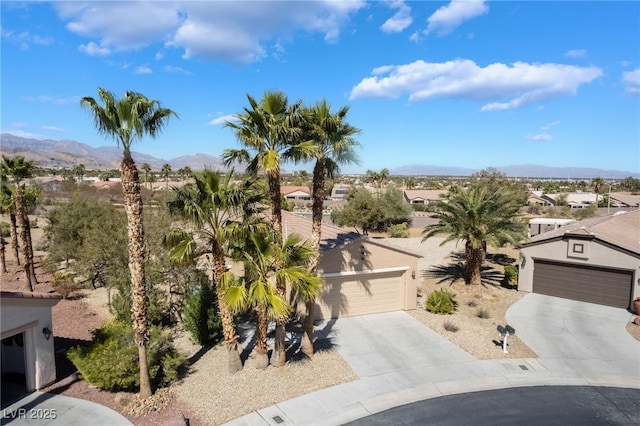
[543,192,598,208]
[403,189,447,205]
[281,186,312,203]
[527,191,553,207]
[608,192,640,208]
[330,184,351,201]
[528,218,577,237]
[518,210,640,310]
[1,290,62,405]
[281,211,422,320]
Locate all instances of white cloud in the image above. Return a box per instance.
[23,95,80,105]
[565,49,586,58]
[55,1,365,64]
[134,66,152,75]
[350,59,603,111]
[164,65,193,76]
[79,41,110,56]
[380,1,413,34]
[541,120,560,131]
[41,125,65,132]
[425,0,488,36]
[622,68,640,96]
[526,132,553,142]
[208,114,238,126]
[1,29,53,49]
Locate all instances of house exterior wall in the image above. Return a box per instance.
[518,238,640,302]
[318,240,419,312]
[1,298,59,390]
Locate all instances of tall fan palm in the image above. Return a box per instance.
[225,231,320,369]
[1,155,36,290]
[591,177,604,207]
[222,90,317,366]
[1,184,20,267]
[80,88,177,398]
[422,183,527,286]
[300,100,360,357]
[166,169,266,373]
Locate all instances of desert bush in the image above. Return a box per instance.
[387,222,410,238]
[67,320,185,392]
[476,308,490,319]
[51,271,81,298]
[425,289,458,315]
[503,265,519,288]
[467,299,478,307]
[443,321,459,332]
[183,281,223,346]
[110,280,169,326]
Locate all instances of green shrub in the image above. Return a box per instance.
[387,222,410,238]
[51,272,81,298]
[425,289,458,315]
[67,320,185,392]
[503,265,519,288]
[476,308,490,319]
[0,221,10,238]
[109,281,169,326]
[183,282,223,346]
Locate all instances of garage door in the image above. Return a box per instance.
[532,260,633,309]
[316,269,405,319]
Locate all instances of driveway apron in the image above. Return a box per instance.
[506,293,640,379]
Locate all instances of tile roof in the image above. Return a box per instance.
[525,209,640,255]
[1,290,63,300]
[281,211,362,252]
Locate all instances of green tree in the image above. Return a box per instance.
[422,183,527,286]
[166,169,266,373]
[591,177,604,207]
[160,163,172,189]
[1,156,37,290]
[331,187,385,235]
[300,100,360,357]
[80,87,177,398]
[141,163,152,190]
[73,164,87,183]
[1,184,20,267]
[222,90,316,367]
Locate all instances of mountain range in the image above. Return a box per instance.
[1,133,637,179]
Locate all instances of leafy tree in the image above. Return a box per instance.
[80,87,177,398]
[166,169,266,373]
[620,177,640,193]
[160,163,172,188]
[422,183,527,286]
[331,187,384,235]
[1,155,37,290]
[222,90,316,367]
[300,100,360,357]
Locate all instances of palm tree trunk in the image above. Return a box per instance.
[121,157,152,398]
[268,172,283,238]
[0,235,7,273]
[464,241,483,286]
[270,275,287,368]
[254,305,269,370]
[23,210,38,285]
[9,211,20,266]
[302,158,326,358]
[211,242,242,373]
[14,185,32,291]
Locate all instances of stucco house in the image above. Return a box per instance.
[1,290,62,405]
[518,210,640,310]
[403,189,447,205]
[608,192,640,208]
[281,211,422,320]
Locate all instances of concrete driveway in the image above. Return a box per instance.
[506,293,640,380]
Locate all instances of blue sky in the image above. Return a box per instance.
[2,1,639,174]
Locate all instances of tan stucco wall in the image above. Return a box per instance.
[1,299,59,390]
[318,239,420,313]
[518,238,640,302]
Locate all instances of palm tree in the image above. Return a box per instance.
[422,183,527,286]
[73,164,86,183]
[80,88,177,398]
[1,184,20,266]
[225,231,320,368]
[141,163,152,190]
[223,90,316,366]
[300,100,360,357]
[591,177,604,207]
[166,169,266,373]
[1,155,36,290]
[160,163,172,189]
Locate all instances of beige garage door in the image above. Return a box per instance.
[532,260,633,309]
[316,269,405,320]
